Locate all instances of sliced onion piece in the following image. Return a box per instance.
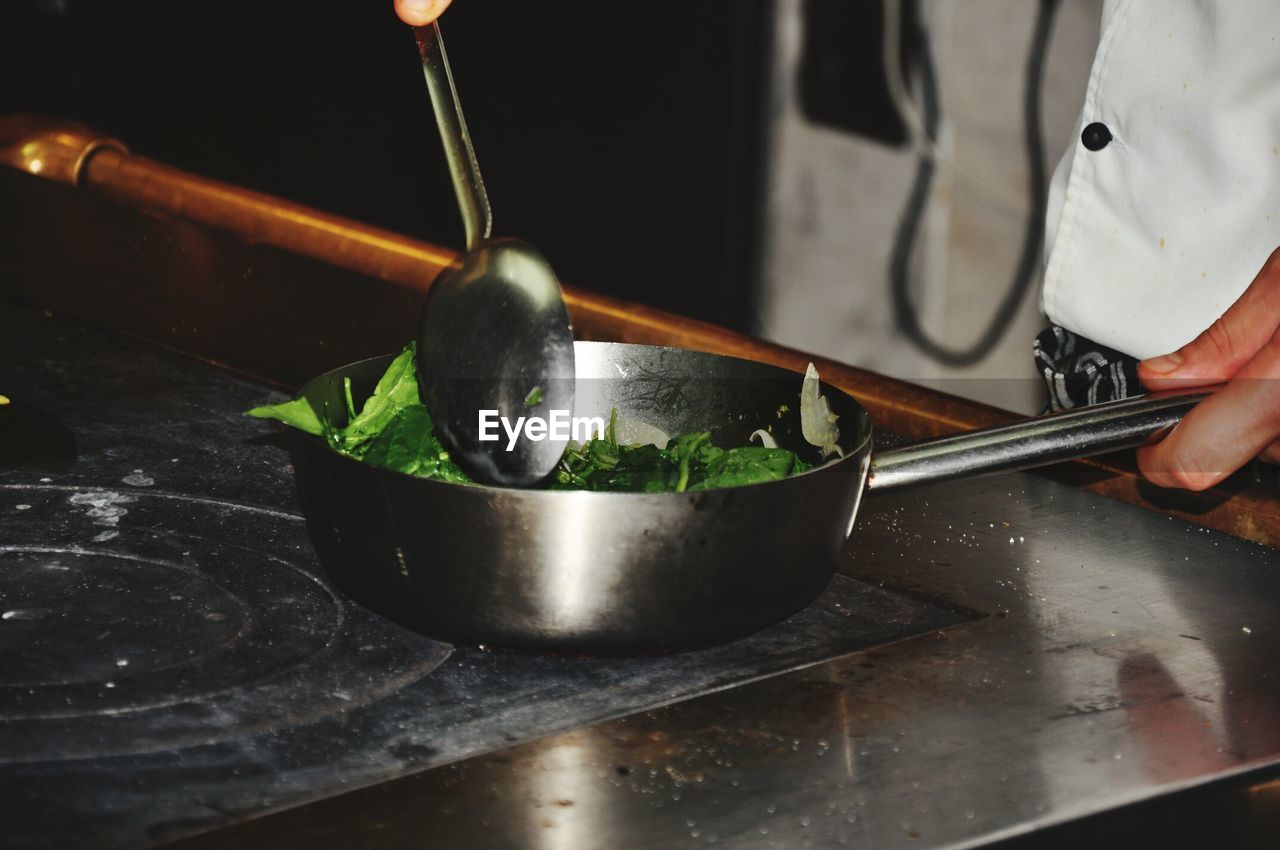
[800,362,843,460]
[749,428,778,449]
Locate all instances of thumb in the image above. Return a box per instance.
[1139,248,1280,390]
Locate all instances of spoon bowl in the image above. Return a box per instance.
[417,237,574,485]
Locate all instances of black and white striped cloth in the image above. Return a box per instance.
[1034,325,1141,412]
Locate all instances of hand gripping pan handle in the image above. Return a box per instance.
[866,389,1213,493]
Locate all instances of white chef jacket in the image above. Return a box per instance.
[1042,0,1280,361]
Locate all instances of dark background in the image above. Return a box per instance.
[1,0,776,330]
[2,1,922,333]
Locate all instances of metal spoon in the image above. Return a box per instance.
[412,22,575,486]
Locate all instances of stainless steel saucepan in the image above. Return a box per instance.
[288,343,1204,653]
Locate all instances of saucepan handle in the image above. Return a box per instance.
[865,388,1214,493]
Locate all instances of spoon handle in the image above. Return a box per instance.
[415,22,492,251]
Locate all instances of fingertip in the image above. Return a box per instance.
[1135,445,1173,489]
[1141,350,1183,376]
[1136,363,1187,391]
[1260,442,1280,465]
[1138,349,1195,389]
[1136,443,1225,492]
[395,0,452,26]
[1137,355,1225,391]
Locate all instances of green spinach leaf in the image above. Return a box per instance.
[688,446,811,491]
[338,345,421,449]
[358,406,470,482]
[246,396,325,436]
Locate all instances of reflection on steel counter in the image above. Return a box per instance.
[168,463,1280,850]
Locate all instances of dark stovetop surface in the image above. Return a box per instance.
[0,305,973,849]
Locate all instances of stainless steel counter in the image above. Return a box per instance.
[173,469,1280,849]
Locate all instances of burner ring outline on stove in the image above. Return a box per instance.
[0,486,453,762]
[0,542,343,719]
